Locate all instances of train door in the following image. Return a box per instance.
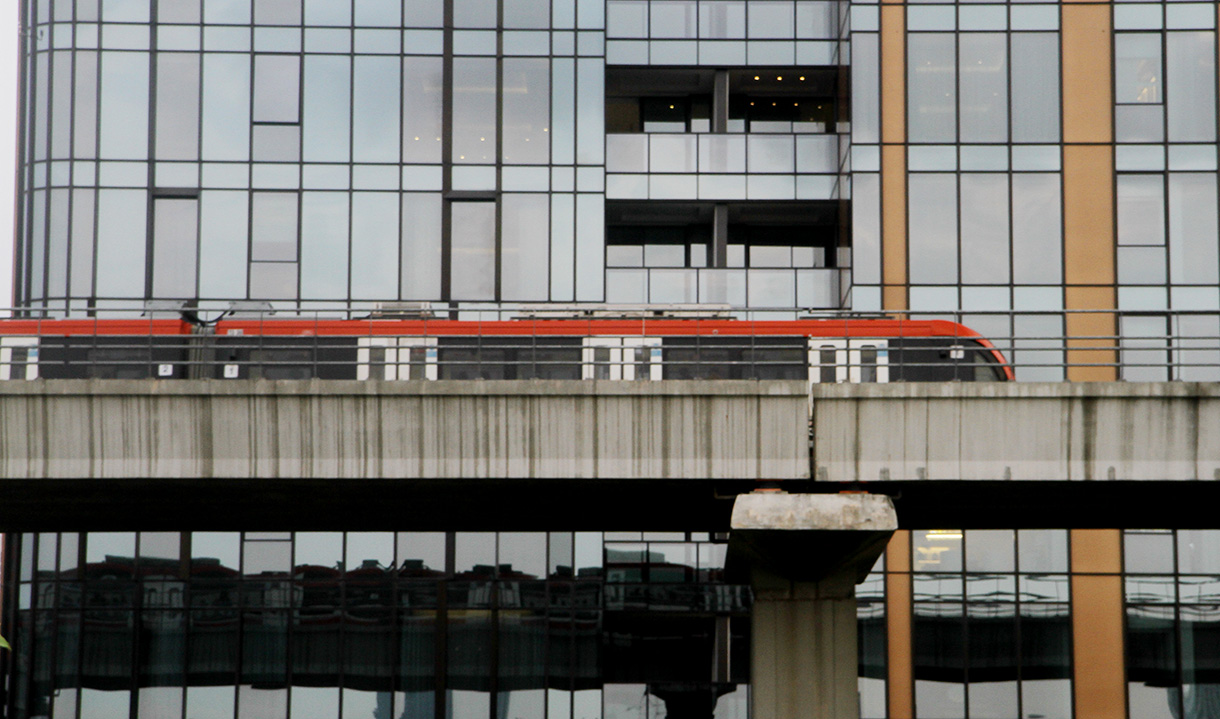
[357,338,438,380]
[0,337,38,380]
[807,339,890,383]
[582,337,663,380]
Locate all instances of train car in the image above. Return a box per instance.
[0,313,1014,382]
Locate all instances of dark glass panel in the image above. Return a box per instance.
[1127,604,1178,719]
[1020,602,1072,719]
[913,602,965,719]
[966,603,1018,718]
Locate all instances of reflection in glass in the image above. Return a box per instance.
[1127,605,1178,719]
[914,602,965,719]
[1017,530,1069,573]
[1126,530,1176,574]
[1020,603,1071,719]
[453,58,497,164]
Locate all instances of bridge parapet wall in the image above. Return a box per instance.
[811,382,1220,482]
[0,379,809,480]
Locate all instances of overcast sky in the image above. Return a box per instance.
[1,4,19,310]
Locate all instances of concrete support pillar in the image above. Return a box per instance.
[751,568,860,719]
[728,492,898,719]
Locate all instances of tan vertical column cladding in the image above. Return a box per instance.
[880,4,907,311]
[1061,5,1117,381]
[1070,530,1126,719]
[884,530,913,719]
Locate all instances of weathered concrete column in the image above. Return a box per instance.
[728,493,898,719]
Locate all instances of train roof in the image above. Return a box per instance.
[0,316,986,340]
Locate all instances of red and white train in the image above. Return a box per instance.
[0,313,1013,382]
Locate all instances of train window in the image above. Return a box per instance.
[808,339,890,383]
[809,341,844,383]
[664,337,805,380]
[583,338,662,381]
[0,338,38,380]
[357,338,438,380]
[850,341,889,383]
[440,337,582,380]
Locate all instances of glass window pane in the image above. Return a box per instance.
[1127,605,1177,719]
[255,0,301,25]
[202,54,251,161]
[303,55,350,162]
[1118,174,1167,246]
[966,530,1014,572]
[1125,530,1175,574]
[1178,530,1220,574]
[503,59,550,165]
[502,194,549,301]
[350,192,399,299]
[908,34,956,142]
[251,192,299,261]
[401,193,441,300]
[99,51,150,160]
[452,58,497,164]
[402,57,443,164]
[1115,33,1163,104]
[1166,31,1216,142]
[1010,33,1060,143]
[450,201,496,300]
[155,52,200,160]
[1011,173,1062,284]
[253,55,300,123]
[299,192,349,299]
[151,198,199,298]
[908,174,958,284]
[958,33,1007,142]
[959,174,1009,284]
[1168,173,1219,285]
[95,189,147,297]
[353,56,400,163]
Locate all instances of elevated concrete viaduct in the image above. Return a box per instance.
[1,379,1216,719]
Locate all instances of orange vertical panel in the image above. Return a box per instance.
[1063,144,1117,381]
[886,573,913,719]
[1071,529,1123,574]
[1062,5,1113,144]
[880,5,905,144]
[1072,575,1126,719]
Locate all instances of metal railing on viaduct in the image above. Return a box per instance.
[0,379,1217,529]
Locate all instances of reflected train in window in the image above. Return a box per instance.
[0,314,1014,382]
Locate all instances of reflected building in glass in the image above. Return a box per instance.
[11,0,1220,718]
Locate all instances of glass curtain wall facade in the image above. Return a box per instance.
[16,0,850,313]
[4,531,750,719]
